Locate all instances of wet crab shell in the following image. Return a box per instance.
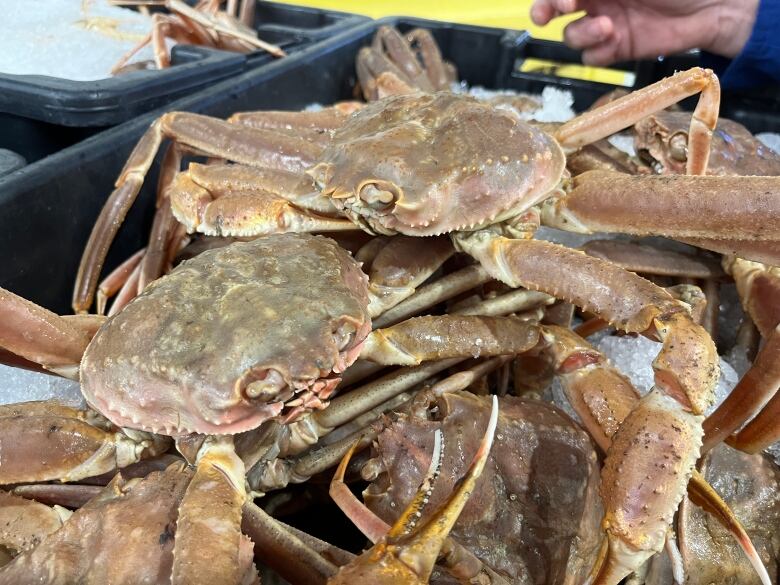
[81,234,371,436]
[362,392,603,584]
[309,92,566,236]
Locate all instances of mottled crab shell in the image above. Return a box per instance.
[362,392,603,583]
[81,234,370,436]
[309,92,566,236]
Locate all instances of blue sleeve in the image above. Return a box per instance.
[700,0,780,90]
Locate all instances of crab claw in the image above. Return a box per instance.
[329,395,498,585]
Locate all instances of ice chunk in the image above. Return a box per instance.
[526,87,576,123]
[766,442,780,468]
[607,132,636,157]
[0,1,168,80]
[0,364,85,408]
[756,132,780,154]
[450,82,577,122]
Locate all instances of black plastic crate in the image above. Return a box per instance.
[0,2,367,172]
[1,16,776,313]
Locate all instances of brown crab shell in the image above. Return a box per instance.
[309,92,566,236]
[635,111,780,176]
[363,392,603,584]
[81,234,370,436]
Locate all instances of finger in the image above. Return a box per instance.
[530,0,579,25]
[530,0,558,25]
[582,36,622,66]
[563,15,614,50]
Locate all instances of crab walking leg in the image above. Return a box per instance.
[555,68,720,175]
[171,437,256,585]
[365,235,454,317]
[581,240,724,280]
[329,397,498,585]
[0,464,193,585]
[74,113,328,312]
[107,259,142,317]
[137,141,183,289]
[456,233,718,584]
[248,427,379,493]
[0,402,170,484]
[681,237,780,267]
[544,171,780,246]
[96,247,145,315]
[285,359,464,456]
[0,287,94,377]
[542,325,772,585]
[702,260,780,451]
[372,264,492,328]
[452,289,555,317]
[701,278,720,338]
[724,256,780,339]
[228,103,363,131]
[371,26,435,92]
[242,502,339,585]
[359,315,540,365]
[0,491,71,556]
[329,437,511,585]
[406,29,451,90]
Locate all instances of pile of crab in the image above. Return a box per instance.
[1,26,779,585]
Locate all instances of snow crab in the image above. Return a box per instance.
[63,37,780,580]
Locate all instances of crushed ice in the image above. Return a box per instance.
[0,0,169,80]
[0,364,85,408]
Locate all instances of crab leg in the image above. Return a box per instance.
[556,68,720,175]
[702,258,780,452]
[366,235,454,317]
[228,103,362,131]
[681,237,780,266]
[329,397,498,584]
[0,402,170,484]
[582,240,724,279]
[74,113,334,312]
[242,502,339,585]
[0,287,94,377]
[168,172,355,238]
[329,437,510,585]
[456,232,718,584]
[372,264,492,328]
[0,491,71,556]
[95,247,145,315]
[540,325,772,585]
[286,359,464,456]
[360,315,540,365]
[0,464,193,584]
[107,259,142,316]
[543,171,780,255]
[171,436,256,585]
[406,29,451,90]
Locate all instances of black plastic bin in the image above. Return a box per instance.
[1,16,778,314]
[0,2,367,169]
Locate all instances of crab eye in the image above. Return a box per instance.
[668,133,688,162]
[358,181,400,211]
[333,320,357,351]
[245,369,286,401]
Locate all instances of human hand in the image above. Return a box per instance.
[530,0,759,65]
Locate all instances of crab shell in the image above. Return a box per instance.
[634,111,780,176]
[362,392,603,584]
[309,92,566,236]
[81,234,371,436]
